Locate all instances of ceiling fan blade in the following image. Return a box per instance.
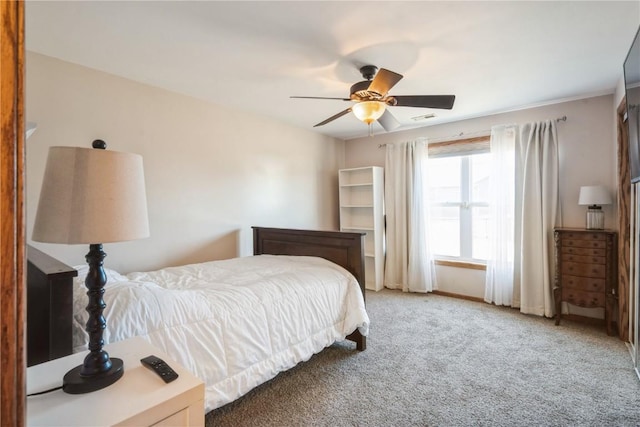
[392,95,456,109]
[291,96,351,101]
[367,68,403,96]
[377,110,401,132]
[314,108,352,127]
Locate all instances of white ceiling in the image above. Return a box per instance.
[25,1,640,140]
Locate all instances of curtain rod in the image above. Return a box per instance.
[378,115,567,148]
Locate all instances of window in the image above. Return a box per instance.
[428,150,491,261]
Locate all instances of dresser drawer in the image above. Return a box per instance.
[560,246,606,257]
[561,253,606,264]
[561,239,607,249]
[561,275,606,293]
[559,231,606,241]
[561,288,605,308]
[561,261,605,278]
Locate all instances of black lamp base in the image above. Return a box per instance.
[62,358,124,394]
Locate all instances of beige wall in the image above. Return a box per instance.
[26,52,344,273]
[345,94,618,310]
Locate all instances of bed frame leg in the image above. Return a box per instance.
[346,330,366,351]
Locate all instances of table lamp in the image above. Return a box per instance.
[32,140,149,394]
[578,185,612,230]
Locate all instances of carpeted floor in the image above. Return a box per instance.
[205,289,640,426]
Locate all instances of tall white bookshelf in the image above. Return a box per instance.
[339,166,385,291]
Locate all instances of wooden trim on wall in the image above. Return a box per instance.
[432,290,485,303]
[0,1,26,425]
[428,135,490,158]
[435,259,487,271]
[428,135,491,149]
[617,96,631,342]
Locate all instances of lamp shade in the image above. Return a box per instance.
[578,185,612,206]
[32,146,150,244]
[352,101,386,124]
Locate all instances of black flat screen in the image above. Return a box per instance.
[625,27,640,183]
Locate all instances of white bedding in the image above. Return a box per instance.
[72,255,369,411]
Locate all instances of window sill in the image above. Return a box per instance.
[434,259,486,271]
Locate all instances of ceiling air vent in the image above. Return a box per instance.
[411,113,436,121]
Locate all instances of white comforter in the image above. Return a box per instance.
[72,255,369,411]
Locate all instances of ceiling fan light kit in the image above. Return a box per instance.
[291,64,456,135]
[352,101,386,124]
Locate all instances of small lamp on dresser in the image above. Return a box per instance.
[32,139,149,394]
[578,185,612,230]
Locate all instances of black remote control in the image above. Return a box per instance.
[140,355,179,383]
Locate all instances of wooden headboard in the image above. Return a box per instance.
[252,226,366,295]
[253,226,367,350]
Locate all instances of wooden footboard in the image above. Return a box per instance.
[252,227,367,351]
[26,245,77,366]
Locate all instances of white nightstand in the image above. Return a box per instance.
[27,336,205,427]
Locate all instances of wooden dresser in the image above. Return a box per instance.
[553,228,617,335]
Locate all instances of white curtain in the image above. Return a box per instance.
[518,120,562,317]
[384,139,436,293]
[484,125,518,306]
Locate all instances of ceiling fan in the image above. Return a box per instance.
[291,65,456,134]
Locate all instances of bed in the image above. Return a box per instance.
[27,227,369,412]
